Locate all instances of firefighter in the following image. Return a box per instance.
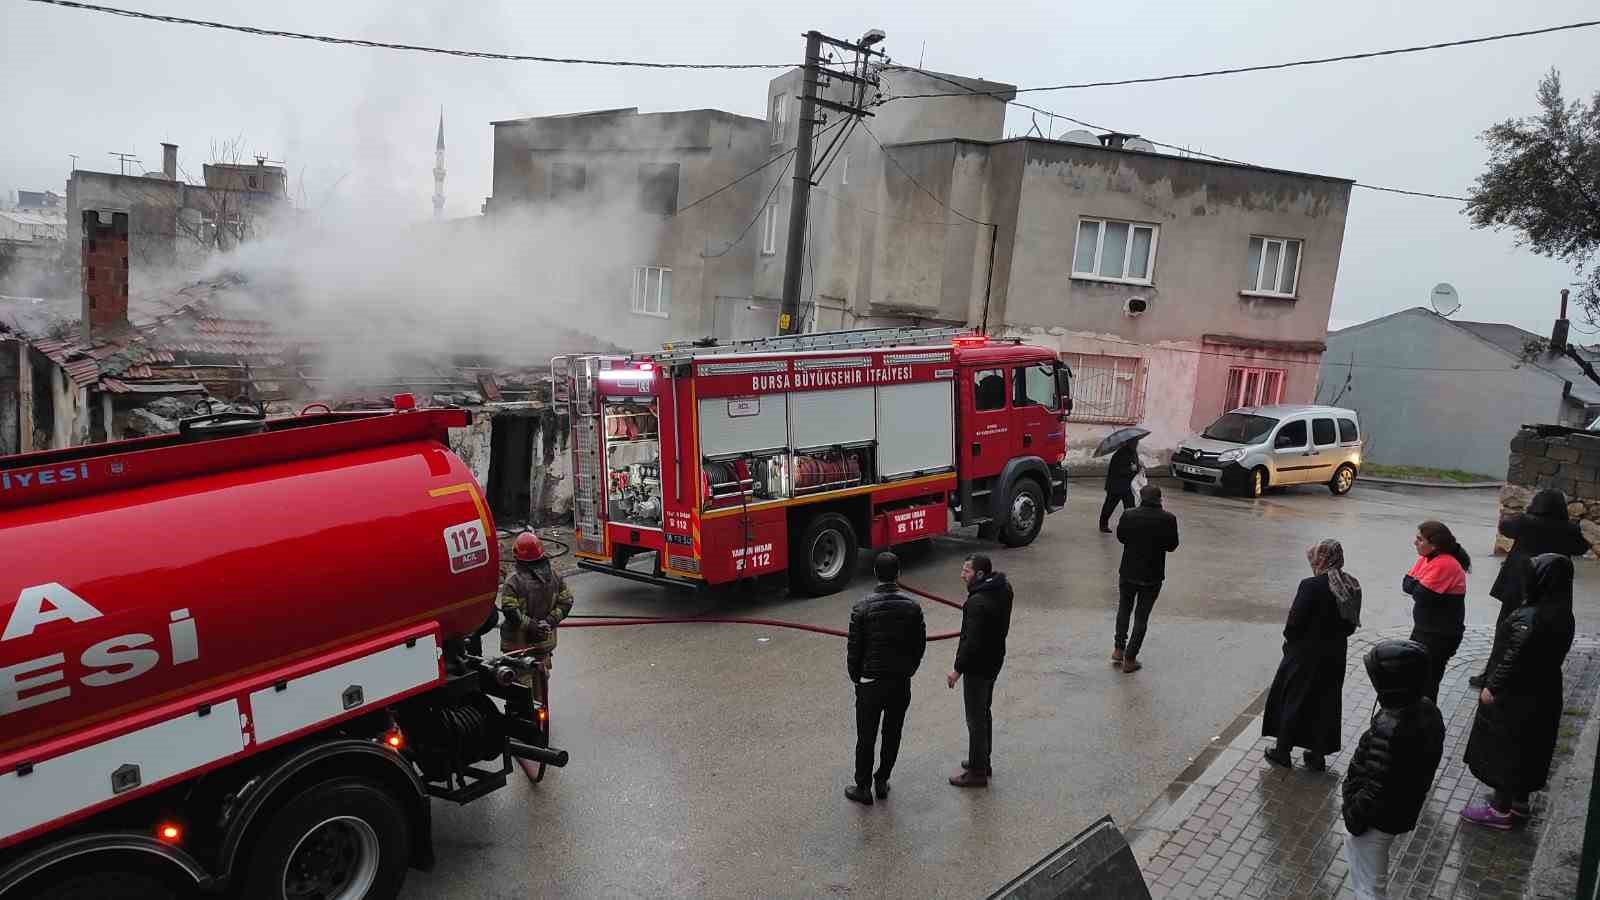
[499,533,574,717]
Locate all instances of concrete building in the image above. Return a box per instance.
[65,143,289,294]
[484,107,769,350]
[1321,307,1600,477]
[753,66,1353,463]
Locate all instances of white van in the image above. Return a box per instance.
[1171,405,1363,498]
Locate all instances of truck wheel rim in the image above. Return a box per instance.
[283,816,381,900]
[812,531,846,580]
[1335,468,1354,492]
[1011,492,1037,534]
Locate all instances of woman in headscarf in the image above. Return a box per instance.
[1404,521,1471,702]
[1461,554,1578,829]
[1470,489,1589,688]
[1263,539,1362,771]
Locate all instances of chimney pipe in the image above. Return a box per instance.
[81,210,130,343]
[1552,288,1571,354]
[161,143,178,181]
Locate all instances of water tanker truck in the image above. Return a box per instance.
[0,398,565,899]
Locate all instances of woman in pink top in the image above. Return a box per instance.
[1402,521,1471,702]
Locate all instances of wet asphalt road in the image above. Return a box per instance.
[403,479,1598,899]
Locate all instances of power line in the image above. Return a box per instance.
[860,122,995,227]
[890,68,1472,202]
[674,147,798,218]
[892,19,1600,98]
[703,153,795,259]
[24,0,793,69]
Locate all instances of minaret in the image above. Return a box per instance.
[432,108,446,221]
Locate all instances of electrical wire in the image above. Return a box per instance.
[25,0,794,69]
[860,122,996,228]
[890,20,1600,98]
[674,147,800,218]
[702,152,793,259]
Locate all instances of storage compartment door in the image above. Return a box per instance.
[698,394,789,458]
[789,387,875,450]
[876,382,955,479]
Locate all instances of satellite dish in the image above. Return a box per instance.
[1061,129,1099,145]
[1124,137,1156,153]
[1430,282,1461,317]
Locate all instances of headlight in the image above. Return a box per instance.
[1218,449,1244,463]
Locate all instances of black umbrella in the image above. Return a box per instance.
[1094,426,1150,458]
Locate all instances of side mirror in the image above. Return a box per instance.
[1056,363,1074,417]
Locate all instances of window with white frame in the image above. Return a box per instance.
[1072,218,1157,284]
[630,266,672,318]
[1224,366,1285,410]
[761,202,780,255]
[1244,236,1301,296]
[840,153,849,185]
[1059,352,1147,424]
[769,93,788,144]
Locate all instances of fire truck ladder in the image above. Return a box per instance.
[647,325,973,363]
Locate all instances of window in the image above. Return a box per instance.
[247,175,258,190]
[761,202,780,255]
[1059,352,1147,424]
[1312,418,1337,447]
[1245,236,1301,296]
[551,163,586,201]
[1013,363,1059,409]
[1274,420,1307,449]
[840,153,849,185]
[1224,366,1285,410]
[974,369,1007,411]
[637,163,680,216]
[1072,218,1157,284]
[630,266,671,317]
[770,93,788,143]
[1337,418,1359,444]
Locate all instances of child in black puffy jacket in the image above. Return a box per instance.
[1341,639,1446,900]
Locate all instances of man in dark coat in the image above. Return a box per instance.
[845,552,927,805]
[1461,554,1577,829]
[1341,640,1446,900]
[1113,485,1179,673]
[1099,439,1143,532]
[947,554,1013,788]
[1470,489,1588,688]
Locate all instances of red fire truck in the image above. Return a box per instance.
[563,326,1073,595]
[0,400,565,900]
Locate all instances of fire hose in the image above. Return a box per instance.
[558,582,967,641]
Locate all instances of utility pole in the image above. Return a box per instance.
[777,29,885,335]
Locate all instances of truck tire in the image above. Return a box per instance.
[792,513,858,597]
[241,777,411,900]
[998,480,1044,548]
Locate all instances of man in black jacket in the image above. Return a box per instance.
[1113,485,1180,673]
[845,552,927,805]
[1342,640,1445,900]
[947,554,1013,788]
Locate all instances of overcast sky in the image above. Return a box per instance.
[3,0,1596,334]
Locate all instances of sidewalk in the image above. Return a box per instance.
[1125,626,1600,899]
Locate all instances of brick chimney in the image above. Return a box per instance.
[81,210,130,343]
[161,142,178,180]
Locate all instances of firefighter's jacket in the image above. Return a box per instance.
[499,560,574,653]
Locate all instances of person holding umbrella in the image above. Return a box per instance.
[1096,427,1149,533]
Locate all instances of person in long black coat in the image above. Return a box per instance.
[1099,440,1143,532]
[1264,539,1361,771]
[1470,489,1589,687]
[1460,553,1577,829]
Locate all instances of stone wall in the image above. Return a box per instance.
[1498,426,1600,559]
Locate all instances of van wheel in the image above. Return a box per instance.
[999,480,1045,547]
[1247,467,1267,499]
[792,513,858,597]
[241,777,411,900]
[1330,464,1357,496]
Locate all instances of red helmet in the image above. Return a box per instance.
[513,532,545,562]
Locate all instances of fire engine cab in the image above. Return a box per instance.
[560,326,1073,596]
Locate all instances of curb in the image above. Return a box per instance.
[1359,477,1504,489]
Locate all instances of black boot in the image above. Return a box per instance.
[1263,745,1292,768]
[1303,751,1326,772]
[845,784,873,805]
[874,778,890,799]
